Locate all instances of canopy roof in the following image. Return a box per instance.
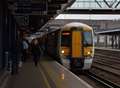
[55,14,120,20]
[68,0,120,9]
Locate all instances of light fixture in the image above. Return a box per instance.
[61,50,65,54]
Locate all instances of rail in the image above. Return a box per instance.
[86,72,120,88]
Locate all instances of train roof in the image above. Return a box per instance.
[63,22,92,31]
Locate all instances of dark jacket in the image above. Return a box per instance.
[31,44,41,56]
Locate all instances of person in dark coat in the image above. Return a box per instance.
[31,39,41,66]
[22,38,29,62]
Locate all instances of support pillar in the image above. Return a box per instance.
[97,35,100,47]
[115,35,117,49]
[118,34,120,49]
[111,35,114,48]
[105,35,107,47]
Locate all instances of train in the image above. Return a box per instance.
[44,22,94,70]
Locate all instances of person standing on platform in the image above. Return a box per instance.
[31,39,41,66]
[22,38,29,62]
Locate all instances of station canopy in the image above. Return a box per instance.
[55,14,120,20]
[55,0,120,20]
[68,0,120,9]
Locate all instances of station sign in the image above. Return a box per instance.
[48,4,61,10]
[32,3,47,11]
[48,0,68,4]
[15,2,47,14]
[15,2,31,14]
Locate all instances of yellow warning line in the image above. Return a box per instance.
[38,64,51,88]
[41,62,63,88]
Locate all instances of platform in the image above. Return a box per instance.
[40,57,93,88]
[5,59,49,88]
[95,47,120,52]
[4,57,93,88]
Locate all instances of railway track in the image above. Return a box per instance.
[78,71,120,88]
[74,49,120,87]
[86,72,120,88]
[95,49,120,58]
[93,50,120,76]
[88,49,120,87]
[94,60,120,70]
[95,53,120,62]
[91,65,120,85]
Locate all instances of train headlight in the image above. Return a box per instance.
[61,50,65,54]
[87,51,91,55]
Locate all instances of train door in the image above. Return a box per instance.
[72,30,82,58]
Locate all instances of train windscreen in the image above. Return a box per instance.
[83,31,92,46]
[61,32,71,46]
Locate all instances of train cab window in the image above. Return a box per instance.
[61,32,71,46]
[83,31,92,46]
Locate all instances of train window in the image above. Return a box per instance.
[62,32,70,35]
[83,31,92,46]
[61,32,71,46]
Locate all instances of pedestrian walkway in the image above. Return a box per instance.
[5,59,50,88]
[0,70,10,88]
[0,71,4,78]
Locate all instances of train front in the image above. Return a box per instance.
[60,23,94,70]
[82,27,94,70]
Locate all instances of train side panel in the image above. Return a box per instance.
[46,30,61,62]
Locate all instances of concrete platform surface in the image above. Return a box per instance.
[40,57,93,88]
[4,57,93,88]
[5,60,50,88]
